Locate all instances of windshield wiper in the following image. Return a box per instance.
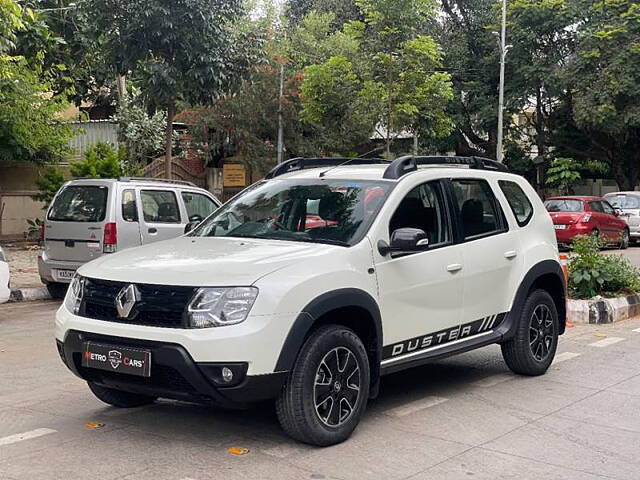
[298,238,349,247]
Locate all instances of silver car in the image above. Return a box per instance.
[603,191,640,244]
[39,177,221,298]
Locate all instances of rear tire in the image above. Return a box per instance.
[88,382,157,408]
[620,228,630,250]
[501,289,559,376]
[46,282,68,299]
[276,325,370,446]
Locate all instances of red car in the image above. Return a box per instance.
[544,196,630,249]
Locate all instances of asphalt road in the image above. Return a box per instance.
[2,301,640,480]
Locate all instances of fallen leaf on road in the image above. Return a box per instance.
[85,422,105,429]
[228,447,249,455]
[594,332,607,337]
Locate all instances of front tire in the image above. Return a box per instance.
[88,382,157,408]
[276,325,370,446]
[620,228,630,250]
[501,289,559,376]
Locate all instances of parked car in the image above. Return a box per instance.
[0,246,9,303]
[544,196,629,249]
[56,156,566,446]
[603,191,640,244]
[39,178,221,298]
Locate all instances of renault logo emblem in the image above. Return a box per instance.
[115,284,140,318]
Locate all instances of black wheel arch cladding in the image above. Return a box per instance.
[275,288,383,398]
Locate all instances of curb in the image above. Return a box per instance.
[8,286,52,303]
[567,293,640,324]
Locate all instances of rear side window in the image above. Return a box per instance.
[121,189,138,222]
[48,185,108,222]
[589,201,604,213]
[181,192,217,222]
[140,190,181,223]
[451,179,505,240]
[498,180,534,226]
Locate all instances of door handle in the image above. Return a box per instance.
[504,250,518,259]
[446,263,463,273]
[148,228,157,234]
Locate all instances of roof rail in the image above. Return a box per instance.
[383,155,508,179]
[118,177,197,187]
[265,157,389,179]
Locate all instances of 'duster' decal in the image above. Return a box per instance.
[382,313,507,360]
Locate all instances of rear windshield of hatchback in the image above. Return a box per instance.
[544,199,583,212]
[48,185,109,222]
[605,194,640,209]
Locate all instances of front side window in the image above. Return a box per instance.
[181,192,218,222]
[48,185,108,222]
[601,201,615,215]
[499,180,534,227]
[451,179,505,240]
[121,189,138,222]
[140,190,181,223]
[190,179,393,246]
[389,181,450,246]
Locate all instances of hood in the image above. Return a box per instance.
[79,236,337,286]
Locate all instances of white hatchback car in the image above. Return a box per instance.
[55,156,566,446]
[0,246,9,303]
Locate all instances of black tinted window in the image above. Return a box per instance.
[121,189,138,222]
[389,181,450,245]
[451,179,504,240]
[48,185,108,222]
[499,180,534,226]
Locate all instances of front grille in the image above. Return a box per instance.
[80,277,195,328]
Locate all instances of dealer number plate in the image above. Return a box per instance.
[81,342,151,377]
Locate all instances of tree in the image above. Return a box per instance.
[546,157,581,194]
[0,1,72,164]
[557,0,640,190]
[299,0,453,156]
[80,0,259,179]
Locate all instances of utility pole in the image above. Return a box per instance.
[496,0,508,163]
[276,64,285,164]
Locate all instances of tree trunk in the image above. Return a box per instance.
[165,104,175,179]
[613,161,639,191]
[116,75,126,104]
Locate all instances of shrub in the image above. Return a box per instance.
[568,234,640,299]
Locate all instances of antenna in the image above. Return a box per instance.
[319,158,358,178]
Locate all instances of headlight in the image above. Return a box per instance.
[187,287,258,328]
[64,274,85,314]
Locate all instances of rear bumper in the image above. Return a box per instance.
[38,252,84,283]
[57,330,287,407]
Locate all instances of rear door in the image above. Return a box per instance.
[139,189,184,243]
[448,177,522,329]
[44,183,111,266]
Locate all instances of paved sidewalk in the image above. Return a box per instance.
[2,301,640,479]
[2,245,42,289]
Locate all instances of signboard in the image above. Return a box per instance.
[223,163,246,188]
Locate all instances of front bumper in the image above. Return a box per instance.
[57,330,287,407]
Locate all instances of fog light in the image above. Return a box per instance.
[221,367,234,383]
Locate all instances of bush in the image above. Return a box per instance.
[568,234,640,299]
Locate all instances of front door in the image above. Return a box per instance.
[374,180,465,365]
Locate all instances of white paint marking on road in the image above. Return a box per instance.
[384,396,448,417]
[633,328,640,333]
[472,374,513,388]
[589,337,625,348]
[0,428,56,447]
[552,352,581,364]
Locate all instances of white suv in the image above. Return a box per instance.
[55,156,566,446]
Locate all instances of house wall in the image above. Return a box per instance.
[0,163,47,239]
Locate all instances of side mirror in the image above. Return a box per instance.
[614,209,622,217]
[378,228,429,257]
[184,221,200,234]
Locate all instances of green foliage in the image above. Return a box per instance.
[568,234,640,299]
[26,217,43,241]
[33,166,66,205]
[115,96,165,171]
[69,142,123,178]
[546,157,581,194]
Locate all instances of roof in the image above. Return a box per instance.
[65,177,202,189]
[546,196,601,201]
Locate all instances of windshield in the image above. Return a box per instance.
[190,179,393,246]
[605,194,640,209]
[544,199,584,212]
[48,185,109,222]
